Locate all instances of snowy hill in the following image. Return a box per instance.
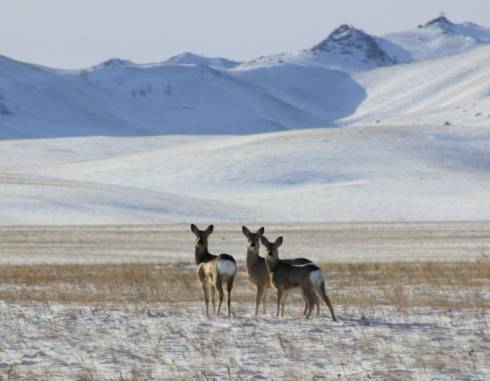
[163,52,240,69]
[0,15,490,139]
[343,43,490,126]
[1,124,490,224]
[241,24,394,72]
[0,53,365,138]
[379,16,490,62]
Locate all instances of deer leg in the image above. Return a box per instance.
[281,292,288,317]
[262,288,268,315]
[226,278,234,317]
[276,287,283,317]
[211,285,217,315]
[303,289,316,319]
[319,282,337,322]
[216,278,224,316]
[202,284,210,317]
[314,293,320,317]
[256,284,265,316]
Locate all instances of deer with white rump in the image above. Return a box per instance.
[261,235,337,320]
[242,226,320,316]
[191,224,237,317]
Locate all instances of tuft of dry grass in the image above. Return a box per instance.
[0,258,488,309]
[277,333,299,361]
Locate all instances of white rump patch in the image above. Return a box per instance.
[309,270,325,286]
[217,260,237,277]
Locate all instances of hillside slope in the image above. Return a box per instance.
[344,43,490,126]
[1,125,490,224]
[0,54,364,138]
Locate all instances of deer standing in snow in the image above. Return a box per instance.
[242,226,321,316]
[261,235,337,320]
[191,224,237,317]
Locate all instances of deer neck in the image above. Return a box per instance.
[195,245,212,265]
[246,247,261,271]
[265,255,280,273]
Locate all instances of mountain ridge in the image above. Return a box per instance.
[0,15,489,139]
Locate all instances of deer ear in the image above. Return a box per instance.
[242,226,250,237]
[257,227,265,236]
[275,236,283,247]
[261,236,269,246]
[191,224,200,236]
[205,225,214,235]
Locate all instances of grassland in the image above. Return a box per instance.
[0,223,488,380]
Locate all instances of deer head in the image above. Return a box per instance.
[242,226,265,252]
[190,224,214,250]
[261,235,283,271]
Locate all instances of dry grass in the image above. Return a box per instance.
[326,258,490,309]
[0,258,488,309]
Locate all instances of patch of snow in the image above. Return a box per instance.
[0,302,487,380]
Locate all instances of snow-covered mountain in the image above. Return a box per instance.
[241,16,490,71]
[1,15,490,224]
[241,24,394,72]
[0,15,489,139]
[163,52,240,69]
[378,16,490,63]
[0,53,365,138]
[308,24,395,69]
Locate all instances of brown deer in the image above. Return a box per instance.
[261,235,337,320]
[191,224,237,317]
[242,226,320,316]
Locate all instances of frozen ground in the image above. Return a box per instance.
[0,302,488,380]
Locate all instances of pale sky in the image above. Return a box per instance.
[1,0,489,69]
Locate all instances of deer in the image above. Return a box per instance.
[242,226,321,316]
[261,235,337,320]
[191,224,237,317]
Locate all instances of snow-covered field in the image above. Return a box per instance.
[0,224,487,379]
[1,125,490,224]
[0,223,488,379]
[1,302,488,380]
